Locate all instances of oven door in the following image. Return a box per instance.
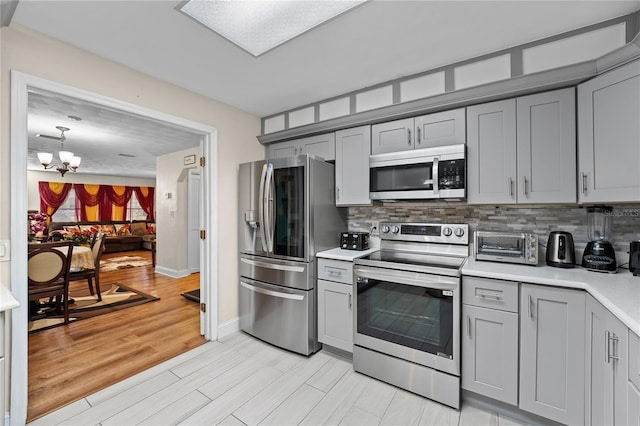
[353,265,460,376]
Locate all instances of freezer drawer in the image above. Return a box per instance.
[239,278,321,356]
[240,254,314,291]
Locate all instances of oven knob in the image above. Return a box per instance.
[443,227,452,237]
[454,227,465,238]
[381,225,390,234]
[391,226,400,234]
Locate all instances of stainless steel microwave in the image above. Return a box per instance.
[369,144,465,200]
[474,231,539,265]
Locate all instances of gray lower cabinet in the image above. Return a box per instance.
[578,59,640,203]
[268,133,336,161]
[1,313,4,421]
[467,87,576,204]
[629,331,640,425]
[586,295,628,426]
[317,258,353,353]
[462,276,519,405]
[335,126,372,206]
[519,284,585,425]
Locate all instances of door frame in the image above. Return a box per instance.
[9,70,219,424]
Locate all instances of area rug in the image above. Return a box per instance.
[28,282,159,333]
[100,255,151,272]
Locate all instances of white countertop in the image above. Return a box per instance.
[462,257,640,334]
[317,247,379,261]
[1,285,20,312]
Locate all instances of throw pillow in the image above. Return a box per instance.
[130,221,149,235]
[147,223,156,234]
[114,223,131,235]
[63,225,80,233]
[99,224,117,236]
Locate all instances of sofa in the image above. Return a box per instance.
[48,220,156,253]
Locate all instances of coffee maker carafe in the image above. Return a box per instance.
[582,206,617,273]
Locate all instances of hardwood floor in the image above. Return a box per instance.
[27,250,206,422]
[29,332,522,426]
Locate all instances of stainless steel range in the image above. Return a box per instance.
[353,222,469,409]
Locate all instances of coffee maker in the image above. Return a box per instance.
[582,206,617,273]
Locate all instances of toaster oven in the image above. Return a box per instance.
[474,231,538,265]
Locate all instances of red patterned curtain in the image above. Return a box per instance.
[39,181,73,220]
[73,184,103,221]
[101,185,133,221]
[133,186,155,220]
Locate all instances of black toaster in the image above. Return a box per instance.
[340,232,369,251]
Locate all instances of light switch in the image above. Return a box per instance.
[0,240,10,262]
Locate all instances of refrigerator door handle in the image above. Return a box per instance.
[241,281,305,301]
[258,163,268,253]
[265,164,275,254]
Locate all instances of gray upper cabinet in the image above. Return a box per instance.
[578,59,640,203]
[414,108,466,149]
[519,284,585,425]
[467,88,576,204]
[586,295,628,426]
[371,117,414,155]
[335,126,372,206]
[467,99,517,204]
[372,109,466,155]
[268,133,336,161]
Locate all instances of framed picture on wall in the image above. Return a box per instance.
[184,154,196,166]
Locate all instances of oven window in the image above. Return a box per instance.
[357,279,453,358]
[370,163,433,192]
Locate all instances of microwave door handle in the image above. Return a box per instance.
[433,157,439,195]
[258,163,268,253]
[265,164,275,254]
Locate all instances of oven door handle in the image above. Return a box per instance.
[354,267,458,290]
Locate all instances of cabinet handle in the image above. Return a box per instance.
[336,186,340,201]
[417,128,421,145]
[607,331,621,363]
[528,295,533,318]
[467,315,471,338]
[523,177,528,196]
[348,293,352,310]
[477,290,502,300]
[508,178,514,197]
[581,172,587,194]
[407,129,412,145]
[327,269,342,276]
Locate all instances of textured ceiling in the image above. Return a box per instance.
[27,90,203,179]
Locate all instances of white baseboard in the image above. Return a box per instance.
[154,266,190,278]
[217,317,239,339]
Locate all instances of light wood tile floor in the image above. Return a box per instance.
[28,332,523,426]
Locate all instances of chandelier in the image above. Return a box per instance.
[37,126,82,177]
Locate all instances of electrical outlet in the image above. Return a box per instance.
[169,211,175,219]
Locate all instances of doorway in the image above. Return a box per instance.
[188,169,201,274]
[10,71,219,425]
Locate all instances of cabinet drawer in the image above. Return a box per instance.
[462,276,519,313]
[318,259,353,284]
[630,330,640,390]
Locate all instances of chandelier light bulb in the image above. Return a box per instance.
[70,156,81,168]
[37,152,53,167]
[59,151,74,165]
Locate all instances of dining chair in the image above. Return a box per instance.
[69,232,106,301]
[28,241,74,324]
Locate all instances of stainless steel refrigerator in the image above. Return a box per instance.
[238,155,347,355]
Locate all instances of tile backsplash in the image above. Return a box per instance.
[348,203,640,267]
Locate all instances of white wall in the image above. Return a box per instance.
[155,146,199,274]
[1,24,264,415]
[26,170,155,212]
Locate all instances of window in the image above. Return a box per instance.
[51,191,77,222]
[129,193,148,221]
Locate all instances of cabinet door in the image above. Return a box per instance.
[520,284,585,425]
[578,59,640,203]
[371,118,414,155]
[414,108,466,149]
[335,126,372,206]
[317,279,353,353]
[586,295,614,425]
[517,88,576,203]
[629,381,640,426]
[466,99,517,204]
[269,141,299,159]
[462,304,518,405]
[301,133,336,161]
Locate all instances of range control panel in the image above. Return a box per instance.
[379,222,468,245]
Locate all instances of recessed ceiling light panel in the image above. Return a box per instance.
[179,0,366,57]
